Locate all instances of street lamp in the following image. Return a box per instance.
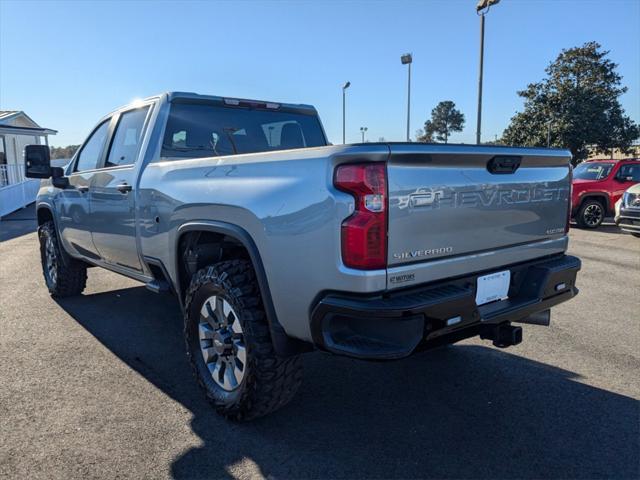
[475,0,500,144]
[342,81,351,144]
[401,53,413,142]
[360,126,368,143]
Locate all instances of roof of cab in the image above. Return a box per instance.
[166,91,318,115]
[103,91,318,121]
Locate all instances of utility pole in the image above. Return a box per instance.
[401,53,413,141]
[475,0,501,144]
[342,81,350,144]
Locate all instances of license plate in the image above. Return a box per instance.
[475,270,510,306]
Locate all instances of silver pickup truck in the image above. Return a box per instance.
[25,92,581,420]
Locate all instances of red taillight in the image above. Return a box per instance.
[334,163,387,269]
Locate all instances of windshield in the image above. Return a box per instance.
[573,162,614,180]
[161,103,326,160]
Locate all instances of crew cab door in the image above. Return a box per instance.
[56,118,112,260]
[89,105,151,271]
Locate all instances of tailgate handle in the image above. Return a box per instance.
[487,155,522,174]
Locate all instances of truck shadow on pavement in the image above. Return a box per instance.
[56,286,639,480]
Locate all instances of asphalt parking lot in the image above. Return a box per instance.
[1,206,638,479]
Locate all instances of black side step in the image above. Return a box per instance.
[143,256,175,295]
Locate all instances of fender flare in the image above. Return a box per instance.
[576,192,611,214]
[176,220,312,357]
[36,202,56,226]
[35,202,73,268]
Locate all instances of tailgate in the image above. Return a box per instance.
[387,145,572,267]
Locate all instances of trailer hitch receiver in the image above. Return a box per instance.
[480,323,523,348]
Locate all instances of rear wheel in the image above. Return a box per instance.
[576,199,605,229]
[38,221,87,297]
[184,259,303,421]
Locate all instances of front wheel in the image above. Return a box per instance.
[576,200,605,229]
[184,259,303,421]
[38,221,87,297]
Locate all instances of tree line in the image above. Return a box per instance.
[49,145,79,160]
[414,42,638,164]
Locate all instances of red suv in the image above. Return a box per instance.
[572,159,640,228]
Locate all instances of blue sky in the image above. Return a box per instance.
[1,0,638,146]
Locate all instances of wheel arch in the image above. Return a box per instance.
[175,221,312,357]
[577,193,611,214]
[36,203,61,256]
[36,203,82,269]
[36,203,55,226]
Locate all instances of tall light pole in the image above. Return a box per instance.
[342,81,350,144]
[401,53,413,142]
[475,0,500,145]
[360,127,368,143]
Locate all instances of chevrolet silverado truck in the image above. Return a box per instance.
[25,92,581,420]
[571,159,640,228]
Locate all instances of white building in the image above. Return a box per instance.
[0,111,57,217]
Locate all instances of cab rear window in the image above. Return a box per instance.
[161,103,326,160]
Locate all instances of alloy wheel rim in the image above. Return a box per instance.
[198,295,247,391]
[584,204,603,226]
[45,236,57,285]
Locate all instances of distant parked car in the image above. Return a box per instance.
[614,183,640,237]
[571,159,640,228]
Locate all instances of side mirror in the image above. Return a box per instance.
[24,145,52,178]
[51,167,69,189]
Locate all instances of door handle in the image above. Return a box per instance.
[76,185,89,193]
[116,182,132,193]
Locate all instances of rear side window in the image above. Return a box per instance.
[106,106,150,167]
[618,163,640,181]
[75,120,110,172]
[161,103,326,160]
